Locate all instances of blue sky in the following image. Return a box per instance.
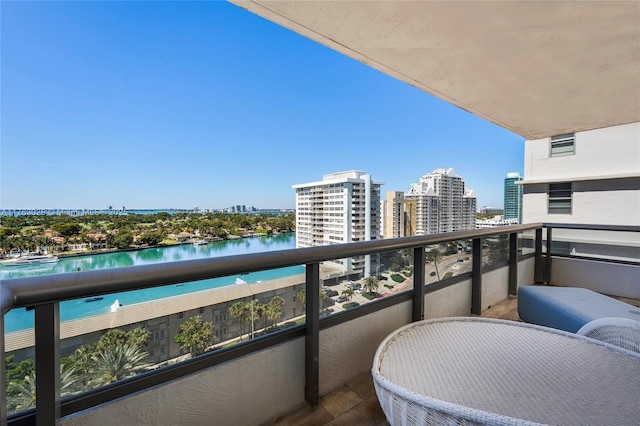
[1,1,523,210]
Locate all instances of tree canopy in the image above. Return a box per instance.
[173,315,213,357]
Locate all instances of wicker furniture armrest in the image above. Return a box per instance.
[577,317,640,353]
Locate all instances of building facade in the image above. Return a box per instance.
[382,191,405,239]
[521,122,640,259]
[293,171,383,275]
[476,216,519,229]
[504,172,523,223]
[404,168,477,235]
[479,207,504,215]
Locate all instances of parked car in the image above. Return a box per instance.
[325,289,338,297]
[337,295,347,303]
[430,271,437,276]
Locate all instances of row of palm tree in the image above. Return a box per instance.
[228,296,285,340]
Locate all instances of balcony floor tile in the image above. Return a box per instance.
[320,385,363,418]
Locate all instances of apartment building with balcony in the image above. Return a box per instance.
[293,170,383,276]
[405,168,477,235]
[2,2,639,425]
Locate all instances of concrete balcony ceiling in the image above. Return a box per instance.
[230,1,640,139]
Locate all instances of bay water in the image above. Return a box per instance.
[2,234,299,333]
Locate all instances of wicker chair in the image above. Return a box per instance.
[577,317,640,353]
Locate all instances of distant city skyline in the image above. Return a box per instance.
[1,2,523,211]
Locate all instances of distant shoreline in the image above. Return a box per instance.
[45,231,296,260]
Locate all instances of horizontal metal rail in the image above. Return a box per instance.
[543,223,640,232]
[1,223,542,314]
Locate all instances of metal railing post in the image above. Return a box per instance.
[534,228,544,283]
[508,232,518,296]
[545,227,553,284]
[35,303,60,426]
[304,263,320,406]
[471,238,482,315]
[412,246,425,322]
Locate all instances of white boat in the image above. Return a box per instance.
[0,253,59,266]
[192,239,208,246]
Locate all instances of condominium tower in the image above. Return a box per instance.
[293,170,383,275]
[403,168,477,235]
[504,172,523,224]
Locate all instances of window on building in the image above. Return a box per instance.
[178,312,184,319]
[550,133,575,157]
[548,183,572,214]
[199,307,204,314]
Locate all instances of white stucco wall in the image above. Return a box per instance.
[522,122,640,226]
[482,267,510,310]
[523,178,640,226]
[319,301,411,395]
[517,257,536,287]
[60,339,306,426]
[425,280,472,318]
[550,257,640,299]
[524,122,640,182]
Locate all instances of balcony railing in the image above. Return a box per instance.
[2,222,638,425]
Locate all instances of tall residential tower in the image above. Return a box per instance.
[504,172,523,224]
[404,168,477,235]
[293,170,383,275]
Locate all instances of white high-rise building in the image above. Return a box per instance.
[293,170,383,275]
[405,168,477,235]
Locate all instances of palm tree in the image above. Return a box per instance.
[426,248,441,280]
[68,343,98,376]
[8,366,80,413]
[229,302,247,340]
[401,249,412,267]
[244,299,262,339]
[341,287,355,302]
[91,342,150,386]
[8,374,36,412]
[297,289,306,305]
[173,315,213,358]
[363,275,379,295]
[126,327,150,349]
[266,296,285,329]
